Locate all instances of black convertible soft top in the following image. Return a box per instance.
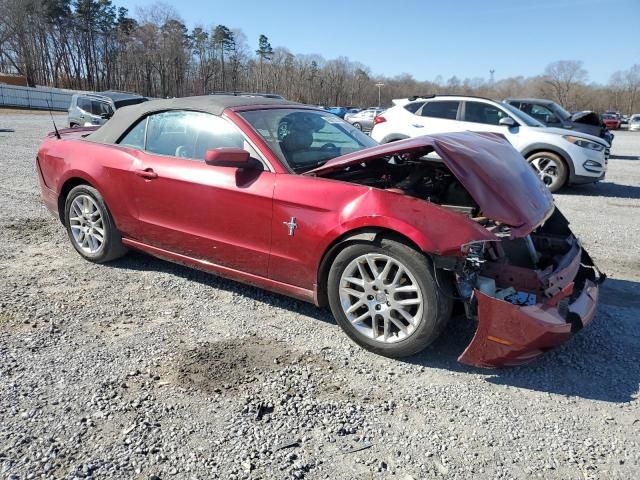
[87,94,299,144]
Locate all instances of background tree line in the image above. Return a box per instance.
[1,0,639,114]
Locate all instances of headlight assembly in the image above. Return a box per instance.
[563,135,605,152]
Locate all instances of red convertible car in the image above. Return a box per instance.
[36,95,604,367]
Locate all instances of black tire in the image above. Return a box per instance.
[353,122,362,130]
[327,238,452,358]
[526,151,568,193]
[70,123,79,128]
[63,185,127,263]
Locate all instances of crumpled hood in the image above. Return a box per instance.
[307,132,555,237]
[571,110,602,126]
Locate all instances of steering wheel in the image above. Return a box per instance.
[320,143,338,152]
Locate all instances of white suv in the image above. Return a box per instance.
[371,95,609,192]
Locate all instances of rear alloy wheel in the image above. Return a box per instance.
[527,151,568,193]
[64,185,127,263]
[353,122,362,130]
[327,239,452,357]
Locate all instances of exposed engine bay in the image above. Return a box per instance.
[324,154,479,216]
[321,152,603,318]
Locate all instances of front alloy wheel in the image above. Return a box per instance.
[327,239,452,357]
[528,152,568,193]
[339,253,423,343]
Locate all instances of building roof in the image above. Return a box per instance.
[87,94,299,144]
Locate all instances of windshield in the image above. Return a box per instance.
[238,108,378,173]
[548,102,572,121]
[500,102,545,127]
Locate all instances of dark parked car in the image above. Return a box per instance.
[505,98,613,145]
[37,95,603,367]
[100,91,148,109]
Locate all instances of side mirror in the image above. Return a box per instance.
[498,117,516,127]
[544,114,558,124]
[205,148,251,168]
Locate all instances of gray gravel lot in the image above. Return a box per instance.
[0,111,638,480]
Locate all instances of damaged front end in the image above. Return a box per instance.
[310,132,604,367]
[438,208,605,368]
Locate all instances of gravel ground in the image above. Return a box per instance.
[0,112,638,480]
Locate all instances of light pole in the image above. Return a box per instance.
[375,82,384,107]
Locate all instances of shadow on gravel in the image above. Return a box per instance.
[108,251,639,403]
[609,154,639,160]
[107,251,336,324]
[558,181,640,200]
[402,279,640,403]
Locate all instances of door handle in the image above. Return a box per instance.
[135,168,158,180]
[412,123,424,128]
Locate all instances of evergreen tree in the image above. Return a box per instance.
[213,25,233,91]
[255,34,272,91]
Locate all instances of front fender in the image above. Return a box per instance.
[324,188,497,256]
[269,175,497,295]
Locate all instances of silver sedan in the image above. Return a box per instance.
[345,108,384,132]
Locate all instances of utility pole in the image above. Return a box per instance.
[375,82,384,107]
[489,69,495,84]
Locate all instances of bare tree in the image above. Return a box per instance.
[610,64,640,114]
[0,0,638,113]
[542,60,588,109]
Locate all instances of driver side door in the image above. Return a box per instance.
[119,110,275,277]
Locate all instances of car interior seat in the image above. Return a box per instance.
[280,126,315,165]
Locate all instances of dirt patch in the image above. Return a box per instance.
[167,335,324,395]
[164,335,390,405]
[0,311,16,326]
[3,217,58,242]
[0,311,32,333]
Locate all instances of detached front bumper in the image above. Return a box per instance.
[458,249,604,368]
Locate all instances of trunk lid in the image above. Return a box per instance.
[47,126,100,139]
[307,132,554,237]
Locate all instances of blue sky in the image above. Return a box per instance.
[119,0,639,84]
